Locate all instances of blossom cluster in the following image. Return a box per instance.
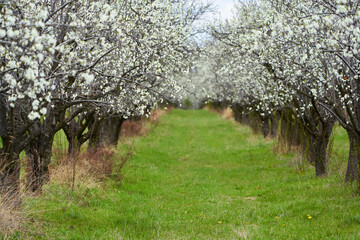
[1,0,199,121]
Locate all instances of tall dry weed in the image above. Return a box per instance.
[0,170,27,238]
[121,107,170,137]
[50,147,116,188]
[205,106,234,120]
[0,204,23,238]
[121,120,148,137]
[221,107,234,120]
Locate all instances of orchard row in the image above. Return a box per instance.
[0,0,206,196]
[201,0,360,189]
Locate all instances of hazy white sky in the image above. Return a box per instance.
[209,0,235,20]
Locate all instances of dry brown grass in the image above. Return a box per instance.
[204,106,234,120]
[0,164,24,237]
[221,107,234,120]
[121,120,148,137]
[0,205,23,238]
[273,142,299,155]
[0,183,27,238]
[149,107,171,122]
[121,107,171,138]
[231,226,249,239]
[49,147,116,189]
[0,191,23,236]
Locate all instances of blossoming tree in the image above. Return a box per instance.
[205,0,360,187]
[0,0,206,194]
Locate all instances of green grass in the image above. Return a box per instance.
[12,109,360,239]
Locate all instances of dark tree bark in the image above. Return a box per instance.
[260,115,270,138]
[345,129,360,182]
[26,135,54,192]
[88,113,125,149]
[306,122,334,177]
[300,100,335,177]
[25,120,56,192]
[232,105,273,138]
[63,109,97,156]
[277,109,301,151]
[0,96,23,200]
[231,104,249,125]
[308,136,327,176]
[211,100,229,110]
[269,113,279,138]
[98,115,125,146]
[248,111,262,135]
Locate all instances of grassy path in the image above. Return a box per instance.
[25,109,360,239]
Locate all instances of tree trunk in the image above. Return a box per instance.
[88,114,124,149]
[261,115,270,138]
[26,132,55,192]
[308,134,328,176]
[248,112,262,135]
[306,121,334,177]
[62,110,97,156]
[99,115,124,146]
[270,113,278,138]
[277,109,296,152]
[64,121,86,156]
[231,104,242,123]
[67,136,82,156]
[231,104,250,125]
[345,129,360,182]
[240,113,250,125]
